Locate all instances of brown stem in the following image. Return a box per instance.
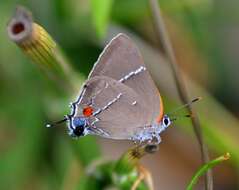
[148,0,213,189]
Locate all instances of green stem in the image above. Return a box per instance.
[186,153,230,190]
[113,145,154,190]
[7,6,80,91]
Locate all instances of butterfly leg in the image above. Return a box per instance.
[142,135,161,146]
[131,164,154,190]
[151,134,162,145]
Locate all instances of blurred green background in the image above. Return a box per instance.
[0,0,239,189]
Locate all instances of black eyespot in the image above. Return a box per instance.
[73,125,84,136]
[164,118,169,126]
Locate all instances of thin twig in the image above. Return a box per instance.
[148,0,213,189]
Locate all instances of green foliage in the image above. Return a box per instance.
[74,146,150,190]
[90,0,114,38]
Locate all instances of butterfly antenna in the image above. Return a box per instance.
[170,114,192,122]
[167,97,202,116]
[46,116,68,128]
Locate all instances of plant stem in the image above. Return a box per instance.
[148,0,213,189]
[187,153,230,190]
[7,6,79,91]
[113,145,151,190]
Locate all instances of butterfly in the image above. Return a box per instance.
[48,33,172,144]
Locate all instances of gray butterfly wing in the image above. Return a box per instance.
[75,76,149,140]
[88,33,163,123]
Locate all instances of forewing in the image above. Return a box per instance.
[88,33,163,123]
[75,76,149,140]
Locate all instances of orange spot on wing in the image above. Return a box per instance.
[156,92,164,123]
[83,106,94,117]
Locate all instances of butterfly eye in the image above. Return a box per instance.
[163,116,171,127]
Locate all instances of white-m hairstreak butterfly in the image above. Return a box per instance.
[47,33,199,144]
